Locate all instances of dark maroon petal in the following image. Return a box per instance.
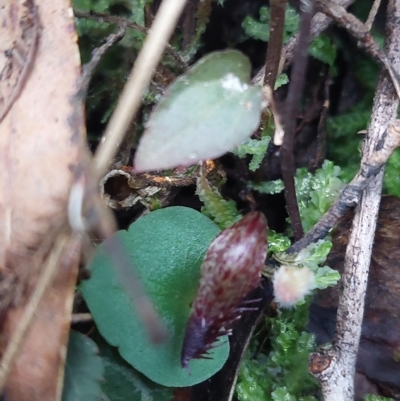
[181,212,268,368]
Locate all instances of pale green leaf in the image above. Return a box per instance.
[134,50,262,172]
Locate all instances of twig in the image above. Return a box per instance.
[71,313,93,324]
[92,0,188,178]
[287,131,399,254]
[68,163,168,342]
[365,0,382,30]
[254,0,287,185]
[76,24,126,99]
[266,87,285,146]
[252,0,355,85]
[102,236,168,343]
[263,0,287,88]
[74,10,188,71]
[309,1,400,398]
[281,0,314,241]
[314,0,400,100]
[75,10,145,32]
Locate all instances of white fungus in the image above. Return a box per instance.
[220,73,248,92]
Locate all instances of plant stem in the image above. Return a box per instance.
[365,0,382,30]
[74,11,188,70]
[77,25,126,100]
[252,0,355,86]
[263,0,287,88]
[281,0,314,241]
[314,0,400,100]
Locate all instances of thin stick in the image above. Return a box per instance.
[252,0,355,86]
[71,313,93,324]
[92,0,187,178]
[281,0,314,241]
[365,0,382,31]
[287,137,398,254]
[74,11,188,70]
[77,24,126,99]
[263,0,287,88]
[102,236,168,343]
[315,0,400,101]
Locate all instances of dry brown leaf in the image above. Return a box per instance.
[0,0,85,399]
[0,0,82,263]
[0,0,40,124]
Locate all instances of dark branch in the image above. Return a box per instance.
[77,24,126,100]
[314,0,400,99]
[263,0,287,88]
[252,0,356,85]
[288,120,400,254]
[281,0,314,241]
[74,10,188,70]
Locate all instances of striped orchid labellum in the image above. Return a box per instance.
[181,211,268,368]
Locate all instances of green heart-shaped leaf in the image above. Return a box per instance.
[80,206,229,387]
[62,331,104,401]
[134,50,262,172]
[93,333,173,401]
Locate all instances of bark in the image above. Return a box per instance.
[309,1,400,399]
